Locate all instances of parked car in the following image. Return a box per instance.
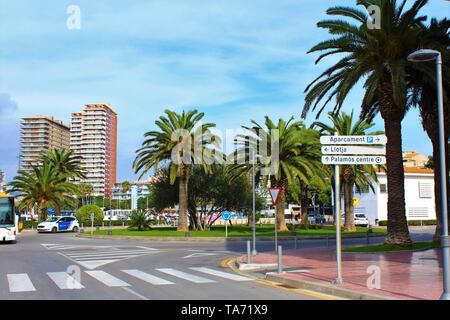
[341,213,369,227]
[37,216,80,233]
[354,214,369,227]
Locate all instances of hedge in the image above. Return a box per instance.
[75,205,104,226]
[378,220,436,226]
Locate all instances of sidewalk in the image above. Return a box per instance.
[240,246,444,300]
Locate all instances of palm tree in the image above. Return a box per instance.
[303,0,433,246]
[9,163,80,222]
[40,148,85,181]
[407,18,450,241]
[134,109,221,232]
[121,181,132,209]
[229,117,322,232]
[40,148,85,213]
[313,112,382,231]
[78,183,94,206]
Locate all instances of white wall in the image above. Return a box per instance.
[342,172,436,225]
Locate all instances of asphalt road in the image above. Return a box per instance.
[0,227,434,300]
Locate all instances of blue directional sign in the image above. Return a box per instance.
[222,212,232,221]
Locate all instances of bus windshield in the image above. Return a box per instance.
[0,197,15,226]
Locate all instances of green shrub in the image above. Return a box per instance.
[128,211,150,231]
[76,205,104,226]
[378,220,436,226]
[22,221,39,229]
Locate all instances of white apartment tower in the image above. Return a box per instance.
[70,103,117,198]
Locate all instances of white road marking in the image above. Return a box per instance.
[122,269,174,285]
[75,255,145,261]
[66,250,154,258]
[122,287,150,300]
[77,259,120,269]
[85,270,130,287]
[156,268,215,284]
[190,267,252,282]
[47,272,84,290]
[183,253,218,259]
[7,274,36,292]
[135,246,159,251]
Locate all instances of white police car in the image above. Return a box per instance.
[37,216,80,233]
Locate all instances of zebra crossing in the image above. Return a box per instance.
[4,267,253,294]
[41,243,160,269]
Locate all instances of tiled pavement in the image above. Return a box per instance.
[242,247,444,300]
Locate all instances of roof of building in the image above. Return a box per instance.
[375,166,434,174]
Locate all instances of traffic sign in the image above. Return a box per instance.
[321,145,386,155]
[222,212,232,221]
[269,188,282,205]
[353,198,359,207]
[321,155,386,165]
[320,135,387,145]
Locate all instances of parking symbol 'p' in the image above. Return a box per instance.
[367,137,374,144]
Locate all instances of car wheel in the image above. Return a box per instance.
[52,227,57,233]
[72,226,79,233]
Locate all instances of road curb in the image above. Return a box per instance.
[264,273,395,300]
[76,233,386,242]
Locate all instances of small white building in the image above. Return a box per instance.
[347,168,436,225]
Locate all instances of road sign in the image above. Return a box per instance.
[269,188,282,205]
[222,212,231,221]
[353,198,359,207]
[321,145,386,155]
[321,156,386,165]
[320,135,387,145]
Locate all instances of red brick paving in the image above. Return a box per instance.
[242,247,444,300]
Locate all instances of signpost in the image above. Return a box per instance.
[321,135,386,285]
[222,212,231,238]
[269,188,282,252]
[321,156,386,165]
[90,212,95,236]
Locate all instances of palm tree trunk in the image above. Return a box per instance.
[177,168,189,232]
[276,189,288,232]
[343,181,356,232]
[300,184,310,226]
[383,116,412,246]
[378,77,411,247]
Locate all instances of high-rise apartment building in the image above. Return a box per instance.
[19,116,70,171]
[70,103,117,198]
[0,169,5,191]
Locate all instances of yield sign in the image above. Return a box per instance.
[269,188,282,205]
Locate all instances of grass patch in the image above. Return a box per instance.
[343,241,439,253]
[92,224,386,238]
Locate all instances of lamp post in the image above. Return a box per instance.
[408,49,449,300]
[108,188,113,236]
[251,149,258,256]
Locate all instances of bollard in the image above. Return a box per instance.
[277,245,283,274]
[247,240,252,264]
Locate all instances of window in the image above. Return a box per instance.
[380,184,387,193]
[419,182,433,198]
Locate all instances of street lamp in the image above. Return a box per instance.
[408,49,449,300]
[251,149,260,256]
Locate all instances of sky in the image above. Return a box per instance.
[0,0,449,182]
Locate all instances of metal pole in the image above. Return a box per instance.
[277,245,283,274]
[225,221,228,238]
[247,240,252,264]
[334,133,343,285]
[252,150,257,255]
[436,54,450,300]
[108,191,113,236]
[275,210,278,252]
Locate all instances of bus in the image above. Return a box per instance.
[0,192,18,243]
